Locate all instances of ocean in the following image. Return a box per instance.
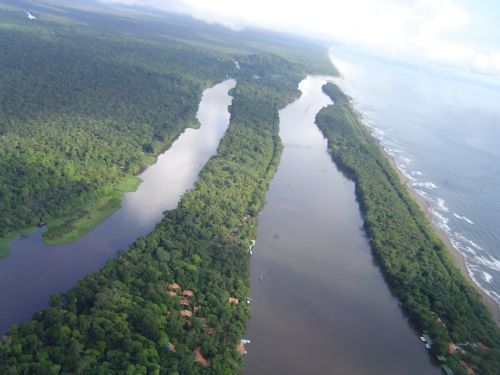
[329,45,500,306]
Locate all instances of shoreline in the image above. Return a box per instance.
[318,81,500,373]
[387,152,500,325]
[0,117,203,256]
[41,121,199,246]
[355,108,500,325]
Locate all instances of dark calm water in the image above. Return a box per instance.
[0,79,235,335]
[330,47,500,307]
[242,76,440,375]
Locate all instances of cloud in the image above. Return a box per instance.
[97,0,500,75]
[97,0,189,13]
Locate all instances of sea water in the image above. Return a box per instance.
[330,45,500,306]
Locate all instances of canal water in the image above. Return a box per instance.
[242,76,440,375]
[0,79,236,335]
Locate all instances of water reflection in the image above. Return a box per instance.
[0,79,236,334]
[242,76,440,375]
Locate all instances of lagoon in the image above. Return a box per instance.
[0,79,236,335]
[242,76,440,375]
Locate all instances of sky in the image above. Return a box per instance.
[99,0,500,75]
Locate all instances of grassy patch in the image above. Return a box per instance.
[42,176,142,245]
[0,235,13,259]
[113,175,142,193]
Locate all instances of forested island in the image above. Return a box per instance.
[316,83,500,375]
[1,1,499,375]
[0,66,304,375]
[0,0,332,255]
[0,1,334,373]
[0,5,224,254]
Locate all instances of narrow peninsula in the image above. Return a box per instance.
[316,82,500,375]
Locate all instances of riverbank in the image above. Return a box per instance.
[0,117,205,254]
[42,175,143,246]
[40,119,203,246]
[243,75,440,375]
[316,82,500,375]
[0,79,237,336]
[0,176,144,255]
[0,228,37,259]
[0,66,309,373]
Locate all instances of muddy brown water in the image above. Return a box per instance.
[242,76,441,375]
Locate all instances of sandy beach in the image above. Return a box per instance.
[365,118,500,325]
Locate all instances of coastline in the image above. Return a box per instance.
[355,107,500,325]
[318,81,500,373]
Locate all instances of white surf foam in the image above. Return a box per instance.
[414,189,429,198]
[329,64,500,307]
[457,235,484,251]
[467,269,500,305]
[436,198,449,213]
[451,237,478,256]
[475,255,500,272]
[453,212,475,224]
[430,207,451,232]
[482,271,493,283]
[412,181,438,190]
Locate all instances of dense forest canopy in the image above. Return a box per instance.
[0,0,334,253]
[0,66,306,375]
[0,0,336,373]
[1,1,499,375]
[316,83,500,375]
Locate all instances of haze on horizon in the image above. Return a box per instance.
[97,0,500,75]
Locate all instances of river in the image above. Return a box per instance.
[0,79,236,335]
[242,76,440,375]
[330,46,500,307]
